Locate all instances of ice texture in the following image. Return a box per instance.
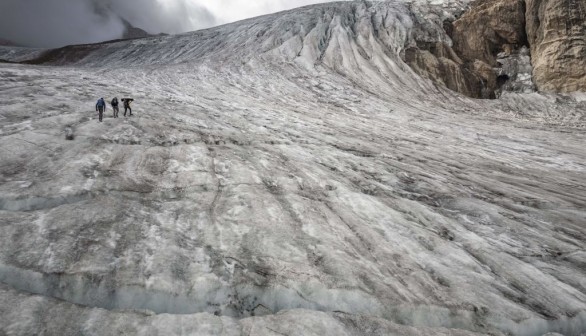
[0,1,585,335]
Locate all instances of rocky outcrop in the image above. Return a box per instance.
[122,20,156,40]
[123,26,151,40]
[405,0,585,98]
[525,0,586,92]
[451,0,528,67]
[404,0,531,99]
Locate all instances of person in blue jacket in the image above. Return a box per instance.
[96,98,106,122]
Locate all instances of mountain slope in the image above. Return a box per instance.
[0,1,585,335]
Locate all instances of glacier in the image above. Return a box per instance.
[0,1,585,335]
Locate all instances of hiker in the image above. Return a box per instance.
[122,98,134,117]
[111,97,119,118]
[96,98,106,122]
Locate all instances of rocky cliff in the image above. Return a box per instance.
[402,0,532,99]
[526,0,586,92]
[404,0,585,98]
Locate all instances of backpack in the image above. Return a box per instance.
[111,98,118,106]
[97,99,105,107]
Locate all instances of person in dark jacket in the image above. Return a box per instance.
[111,97,119,118]
[122,98,134,117]
[96,98,106,122]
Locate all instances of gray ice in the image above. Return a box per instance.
[0,1,584,336]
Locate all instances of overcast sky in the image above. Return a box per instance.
[0,0,344,48]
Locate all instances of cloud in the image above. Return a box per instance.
[0,0,123,47]
[109,0,217,34]
[0,0,216,47]
[0,0,342,48]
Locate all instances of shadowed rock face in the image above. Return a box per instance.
[403,42,496,99]
[451,0,528,97]
[452,0,528,67]
[405,0,586,98]
[121,20,167,41]
[526,0,586,92]
[122,23,151,40]
[403,0,530,99]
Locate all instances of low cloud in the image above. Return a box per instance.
[0,0,342,48]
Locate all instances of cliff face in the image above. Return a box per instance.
[404,0,531,99]
[405,0,585,98]
[526,0,586,92]
[403,42,493,98]
[451,0,527,67]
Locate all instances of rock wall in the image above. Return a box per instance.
[402,2,487,99]
[404,42,503,99]
[404,0,530,99]
[451,0,528,67]
[405,0,585,98]
[525,0,586,92]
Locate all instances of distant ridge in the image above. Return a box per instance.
[122,20,167,40]
[0,38,19,47]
